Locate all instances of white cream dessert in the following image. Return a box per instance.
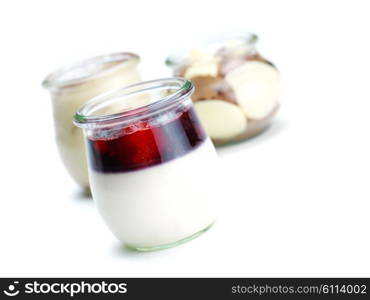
[89,138,217,248]
[74,78,218,250]
[42,53,141,189]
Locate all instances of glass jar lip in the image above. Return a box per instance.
[202,31,258,47]
[165,32,258,67]
[73,77,194,128]
[42,52,140,91]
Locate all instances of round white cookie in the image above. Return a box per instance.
[225,61,280,119]
[194,100,247,140]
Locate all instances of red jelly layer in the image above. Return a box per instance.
[86,106,207,173]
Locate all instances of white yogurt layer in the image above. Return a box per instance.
[89,138,218,248]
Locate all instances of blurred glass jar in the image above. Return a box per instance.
[42,53,141,190]
[166,33,280,146]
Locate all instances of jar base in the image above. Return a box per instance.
[212,105,279,147]
[213,123,270,147]
[82,186,91,196]
[125,222,214,252]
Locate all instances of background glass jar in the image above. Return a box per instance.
[42,53,141,190]
[166,33,280,146]
[74,78,218,251]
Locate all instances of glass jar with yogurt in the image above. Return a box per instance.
[166,33,280,146]
[42,53,141,190]
[74,78,218,251]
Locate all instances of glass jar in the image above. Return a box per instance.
[42,53,141,190]
[74,78,218,251]
[166,33,280,146]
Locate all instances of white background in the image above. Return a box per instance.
[1,0,369,277]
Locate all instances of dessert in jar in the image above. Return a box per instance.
[74,78,218,251]
[166,33,280,146]
[42,53,141,190]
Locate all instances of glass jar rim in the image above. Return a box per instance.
[73,77,194,129]
[165,32,258,67]
[42,52,140,91]
[202,31,258,46]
